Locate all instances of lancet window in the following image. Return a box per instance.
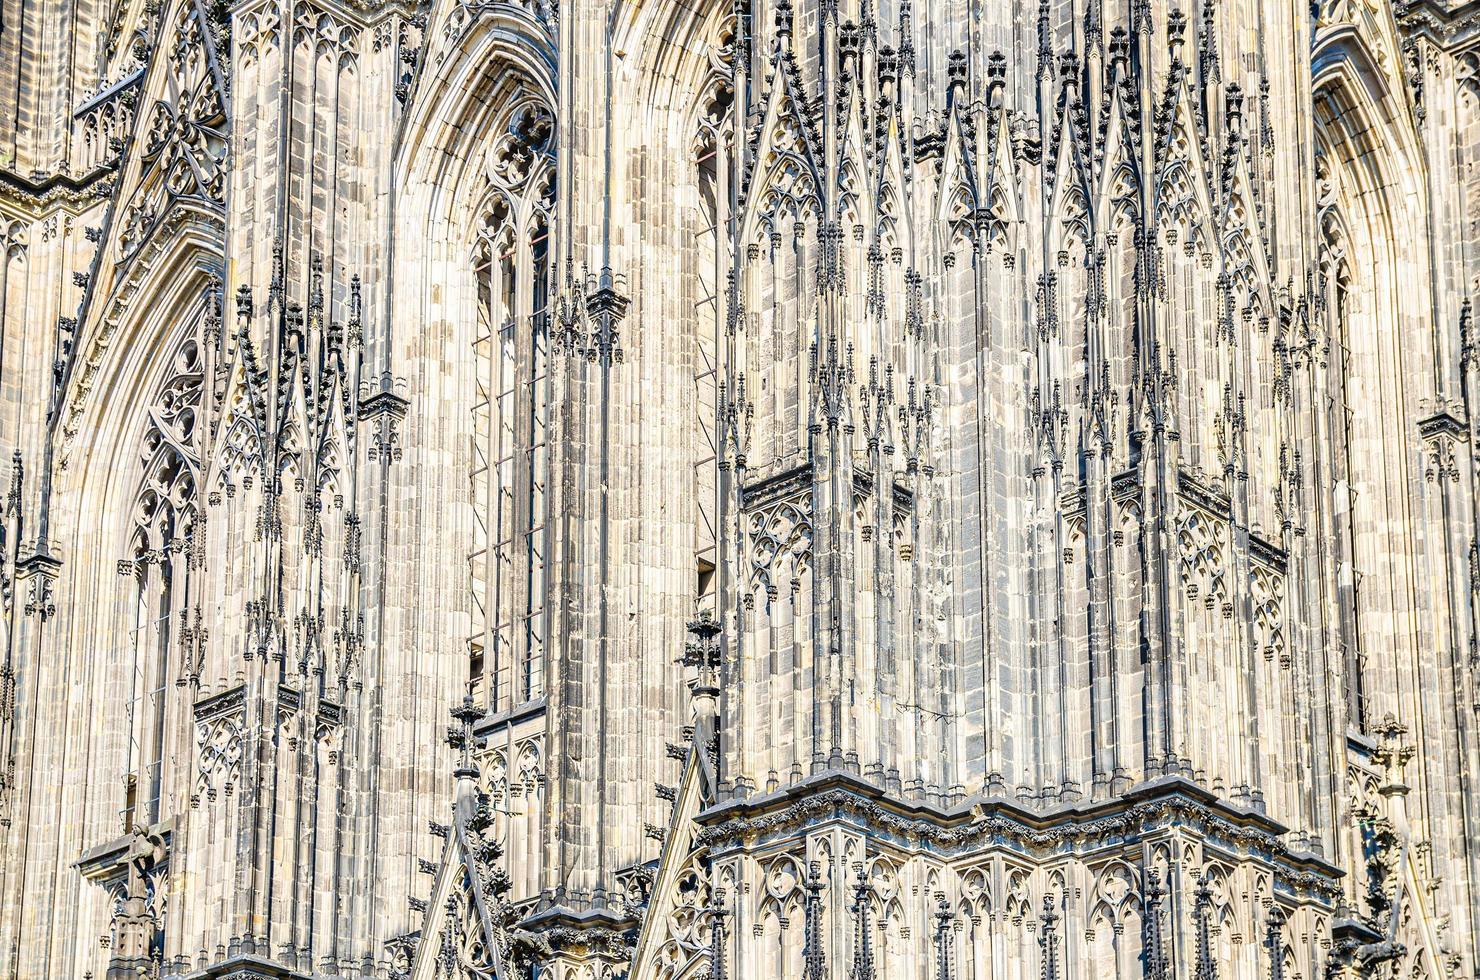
[123,328,203,829]
[1313,82,1412,736]
[692,80,733,604]
[468,101,554,713]
[1324,254,1370,733]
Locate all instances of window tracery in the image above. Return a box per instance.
[693,76,733,603]
[1312,83,1406,737]
[468,100,555,712]
[123,323,204,829]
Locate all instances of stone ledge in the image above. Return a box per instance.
[696,768,1343,900]
[179,954,307,979]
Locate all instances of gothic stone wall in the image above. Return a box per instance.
[0,0,1478,977]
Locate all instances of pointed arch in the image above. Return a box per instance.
[1311,34,1433,736]
[51,254,221,855]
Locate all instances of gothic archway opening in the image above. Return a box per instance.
[466,98,555,715]
[692,73,734,607]
[1312,69,1422,738]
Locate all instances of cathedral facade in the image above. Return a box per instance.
[2,0,1480,975]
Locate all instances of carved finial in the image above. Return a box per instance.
[1193,874,1219,980]
[269,239,285,305]
[1038,894,1060,980]
[684,609,723,761]
[1264,904,1287,980]
[1059,52,1080,97]
[1226,83,1244,133]
[1143,870,1169,980]
[309,254,325,314]
[1036,0,1053,81]
[5,450,23,530]
[1168,9,1188,63]
[1199,0,1221,84]
[879,45,899,92]
[707,887,731,980]
[850,863,874,980]
[987,51,1007,106]
[1459,297,1473,371]
[947,49,967,102]
[840,20,861,70]
[803,861,826,980]
[348,275,363,348]
[446,694,483,778]
[775,0,793,44]
[933,892,956,980]
[1109,27,1130,70]
[236,284,253,324]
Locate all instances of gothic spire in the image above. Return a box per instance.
[1036,0,1053,83]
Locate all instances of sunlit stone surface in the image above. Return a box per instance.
[2,0,1480,976]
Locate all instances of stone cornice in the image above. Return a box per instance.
[357,376,410,421]
[1418,408,1468,441]
[0,163,116,219]
[180,953,307,979]
[521,904,638,933]
[519,904,639,962]
[697,771,1343,901]
[740,461,812,507]
[1177,468,1234,520]
[13,551,62,578]
[194,683,248,721]
[74,819,176,887]
[472,695,547,737]
[229,0,418,30]
[1398,0,1480,50]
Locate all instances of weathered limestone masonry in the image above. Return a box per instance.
[2,0,1480,975]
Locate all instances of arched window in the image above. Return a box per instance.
[1312,72,1422,736]
[468,101,554,712]
[692,79,733,604]
[123,328,203,828]
[1316,181,1368,729]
